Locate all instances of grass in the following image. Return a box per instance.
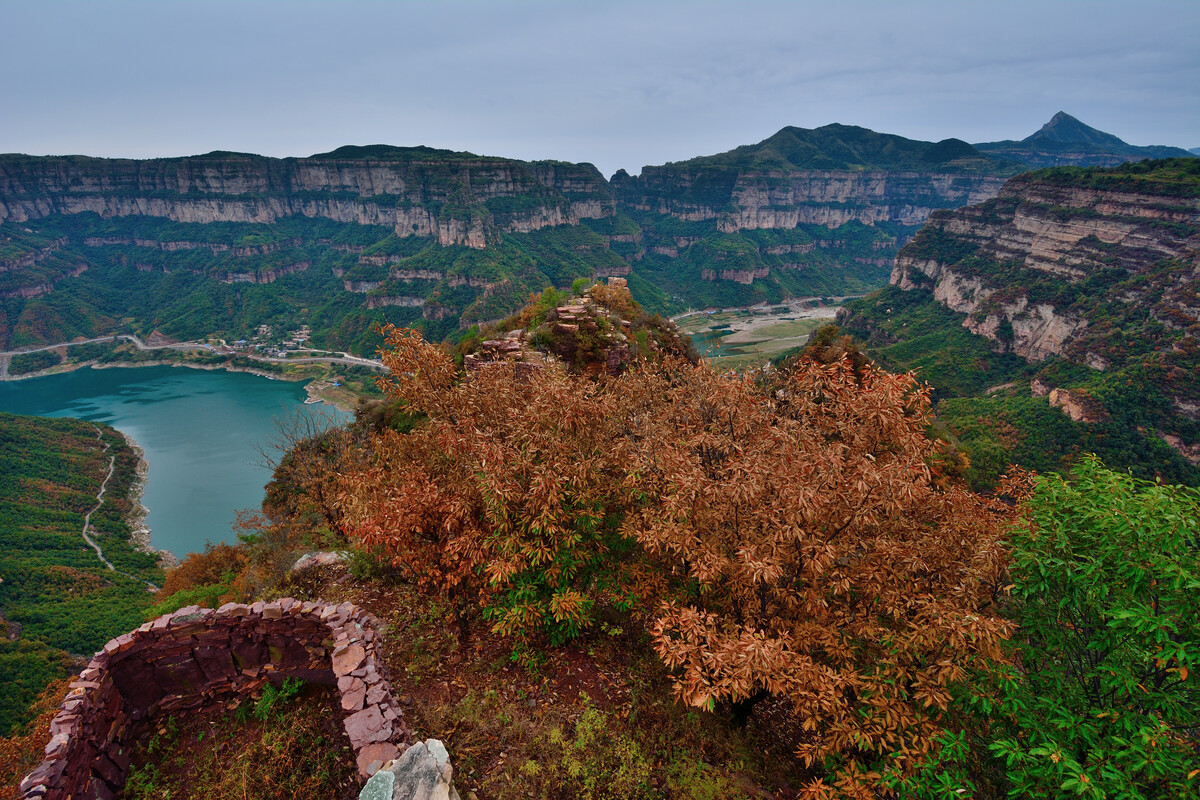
[273,563,793,799]
[678,307,832,371]
[120,681,360,800]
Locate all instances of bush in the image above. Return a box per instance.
[987,458,1200,798]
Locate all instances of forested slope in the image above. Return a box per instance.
[840,158,1200,488]
[0,413,162,734]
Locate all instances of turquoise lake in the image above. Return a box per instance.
[0,365,350,557]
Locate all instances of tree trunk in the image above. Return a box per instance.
[729,688,770,728]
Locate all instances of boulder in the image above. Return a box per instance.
[359,739,460,800]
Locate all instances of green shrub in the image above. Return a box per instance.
[986,459,1200,798]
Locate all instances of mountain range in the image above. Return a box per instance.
[0,112,1193,355]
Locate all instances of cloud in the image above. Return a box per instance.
[2,0,1196,175]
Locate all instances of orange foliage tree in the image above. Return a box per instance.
[336,326,636,654]
[336,317,1015,794]
[620,357,1014,796]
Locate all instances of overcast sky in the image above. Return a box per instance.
[2,1,1196,177]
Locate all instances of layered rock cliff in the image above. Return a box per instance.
[0,146,614,248]
[603,124,1020,308]
[891,159,1200,368]
[879,158,1200,471]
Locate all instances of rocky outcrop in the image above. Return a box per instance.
[220,261,310,284]
[82,237,305,257]
[1049,388,1107,423]
[0,150,614,248]
[19,599,411,799]
[346,280,385,293]
[0,236,68,271]
[700,266,770,284]
[366,295,425,310]
[1159,432,1200,466]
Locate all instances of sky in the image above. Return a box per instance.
[2,1,1197,178]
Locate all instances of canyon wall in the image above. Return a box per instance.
[613,167,1008,230]
[0,151,614,248]
[890,170,1200,366]
[19,599,410,800]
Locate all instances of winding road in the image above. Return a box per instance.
[0,334,386,379]
[83,427,160,592]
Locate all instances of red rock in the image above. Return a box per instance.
[340,682,366,711]
[192,645,235,681]
[343,705,391,745]
[355,742,400,777]
[332,644,366,676]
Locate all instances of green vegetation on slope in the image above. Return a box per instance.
[841,285,1199,490]
[625,215,904,312]
[1026,155,1200,196]
[0,214,653,354]
[983,460,1200,798]
[122,679,359,800]
[0,412,162,735]
[669,123,1020,174]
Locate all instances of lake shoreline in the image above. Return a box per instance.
[4,357,360,412]
[117,430,182,571]
[0,363,354,560]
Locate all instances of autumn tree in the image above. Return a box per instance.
[334,289,1017,794]
[620,356,1015,797]
[336,325,637,655]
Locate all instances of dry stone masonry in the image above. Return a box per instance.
[20,599,413,799]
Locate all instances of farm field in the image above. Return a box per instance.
[676,301,839,370]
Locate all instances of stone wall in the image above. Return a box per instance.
[19,599,411,799]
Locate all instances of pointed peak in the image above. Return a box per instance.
[1024,112,1129,149]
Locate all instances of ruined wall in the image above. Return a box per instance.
[19,599,410,800]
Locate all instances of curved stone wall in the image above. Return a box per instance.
[19,599,411,799]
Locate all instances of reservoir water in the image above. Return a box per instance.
[0,365,351,557]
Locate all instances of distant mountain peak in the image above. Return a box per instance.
[1023,112,1129,149]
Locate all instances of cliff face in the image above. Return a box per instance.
[612,124,1018,234]
[614,167,1009,230]
[891,163,1200,367]
[0,150,614,248]
[884,159,1200,471]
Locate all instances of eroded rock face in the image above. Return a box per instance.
[0,152,614,248]
[19,600,410,799]
[616,167,1008,231]
[1049,388,1107,423]
[891,170,1200,366]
